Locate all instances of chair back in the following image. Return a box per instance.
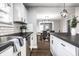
[43,31,47,37]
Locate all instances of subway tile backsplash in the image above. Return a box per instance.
[0,27,14,35]
[0,24,21,36]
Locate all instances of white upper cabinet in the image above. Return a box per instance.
[13,3,27,23]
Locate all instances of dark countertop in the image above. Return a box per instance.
[0,42,14,52]
[20,32,33,38]
[0,32,33,38]
[0,32,33,53]
[50,32,79,48]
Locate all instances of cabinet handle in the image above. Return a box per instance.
[61,43,65,47]
[52,40,53,44]
[32,37,33,40]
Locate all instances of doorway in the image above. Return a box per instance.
[30,20,54,56]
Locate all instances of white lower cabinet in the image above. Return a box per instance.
[30,33,33,50]
[0,38,26,56]
[50,35,76,56]
[50,35,53,55]
[21,38,26,56]
[55,41,73,56]
[0,46,13,56]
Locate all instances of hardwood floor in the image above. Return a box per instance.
[30,39,51,56]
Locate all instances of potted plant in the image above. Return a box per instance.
[70,16,77,36]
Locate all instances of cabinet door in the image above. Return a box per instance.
[53,36,59,56]
[50,35,53,55]
[13,3,22,22]
[50,35,52,47]
[53,36,76,56]
[21,38,26,56]
[57,42,74,56]
[30,34,33,50]
[13,3,27,23]
[0,46,13,56]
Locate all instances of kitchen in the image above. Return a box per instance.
[0,3,33,56]
[0,3,79,56]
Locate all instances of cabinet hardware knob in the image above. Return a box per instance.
[32,37,33,40]
[61,43,65,47]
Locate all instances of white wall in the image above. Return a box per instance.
[27,7,37,48]
[53,20,60,32]
[27,6,75,48]
[75,7,79,34]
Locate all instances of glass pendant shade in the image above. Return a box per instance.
[61,3,68,18]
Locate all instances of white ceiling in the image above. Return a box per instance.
[24,3,79,7]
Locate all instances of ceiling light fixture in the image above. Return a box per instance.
[60,3,68,18]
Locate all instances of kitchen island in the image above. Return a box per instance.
[50,32,79,56]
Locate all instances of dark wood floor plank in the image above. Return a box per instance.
[30,39,51,56]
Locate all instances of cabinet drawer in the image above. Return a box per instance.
[57,38,76,56]
[50,35,53,46]
[61,40,76,55]
[50,45,53,55]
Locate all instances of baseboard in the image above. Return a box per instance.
[30,45,38,50]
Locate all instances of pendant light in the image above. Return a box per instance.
[60,3,68,18]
